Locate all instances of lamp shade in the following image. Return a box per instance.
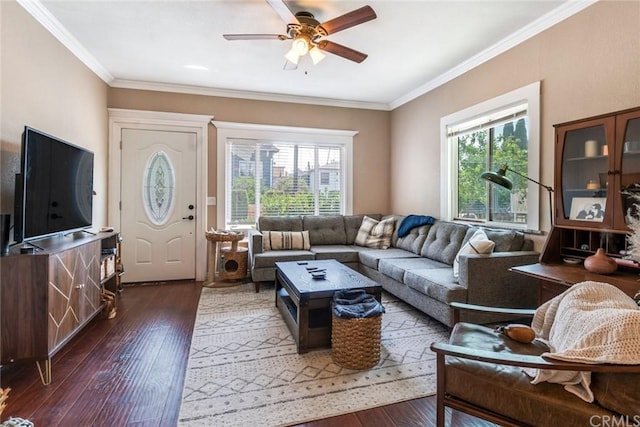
[309,46,326,64]
[292,36,310,55]
[481,164,513,190]
[285,48,300,65]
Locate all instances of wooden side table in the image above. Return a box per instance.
[205,230,247,286]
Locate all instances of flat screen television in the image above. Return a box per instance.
[14,126,94,243]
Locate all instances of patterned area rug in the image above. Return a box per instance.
[178,284,450,426]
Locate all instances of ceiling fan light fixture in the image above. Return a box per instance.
[291,35,310,55]
[309,46,326,64]
[285,47,300,65]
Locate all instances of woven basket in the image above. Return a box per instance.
[331,313,382,370]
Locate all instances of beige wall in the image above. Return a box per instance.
[0,2,109,236]
[107,89,391,227]
[390,1,640,244]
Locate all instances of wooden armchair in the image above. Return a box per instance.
[430,302,640,427]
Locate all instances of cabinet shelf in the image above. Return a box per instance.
[100,233,123,294]
[565,155,608,161]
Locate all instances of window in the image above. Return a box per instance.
[440,82,541,230]
[214,122,356,231]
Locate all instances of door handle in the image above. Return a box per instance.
[182,215,194,220]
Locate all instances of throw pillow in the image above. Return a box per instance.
[263,230,310,251]
[453,229,495,277]
[354,216,395,249]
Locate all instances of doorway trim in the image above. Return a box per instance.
[108,108,213,281]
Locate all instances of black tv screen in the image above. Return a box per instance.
[14,127,94,242]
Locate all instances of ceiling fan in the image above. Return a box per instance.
[223,0,376,66]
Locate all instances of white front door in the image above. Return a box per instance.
[120,128,197,282]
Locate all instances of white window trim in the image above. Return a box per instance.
[440,81,541,230]
[213,121,357,230]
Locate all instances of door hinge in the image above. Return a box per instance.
[120,140,122,149]
[119,201,122,211]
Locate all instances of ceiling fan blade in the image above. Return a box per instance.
[319,5,376,35]
[223,34,287,41]
[266,0,299,24]
[317,40,368,63]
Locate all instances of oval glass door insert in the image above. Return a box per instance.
[143,151,176,225]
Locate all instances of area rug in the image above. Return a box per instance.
[178,284,450,426]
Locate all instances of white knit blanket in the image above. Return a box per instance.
[525,281,640,402]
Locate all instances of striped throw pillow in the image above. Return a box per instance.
[263,230,311,251]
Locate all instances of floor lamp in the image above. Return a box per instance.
[481,163,554,226]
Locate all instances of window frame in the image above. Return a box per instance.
[214,121,356,231]
[440,81,541,231]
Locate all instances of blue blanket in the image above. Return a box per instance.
[397,214,436,238]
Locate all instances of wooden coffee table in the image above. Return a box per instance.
[275,259,382,353]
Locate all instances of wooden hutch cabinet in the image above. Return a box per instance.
[554,107,640,229]
[513,106,640,302]
[0,231,121,384]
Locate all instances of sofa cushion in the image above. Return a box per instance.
[344,214,382,244]
[394,223,433,255]
[263,230,311,251]
[354,216,395,249]
[477,227,525,252]
[253,250,315,269]
[303,215,347,245]
[310,245,360,263]
[453,229,495,278]
[378,257,449,282]
[258,215,303,232]
[404,269,467,304]
[357,247,420,270]
[421,221,469,265]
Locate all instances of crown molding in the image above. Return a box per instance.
[108,79,391,111]
[20,0,596,112]
[389,0,598,110]
[17,0,113,83]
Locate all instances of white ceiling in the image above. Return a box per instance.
[23,0,594,110]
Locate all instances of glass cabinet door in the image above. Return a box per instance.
[616,113,640,229]
[558,121,613,226]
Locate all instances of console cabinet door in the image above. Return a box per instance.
[554,116,615,228]
[48,240,101,353]
[0,255,49,363]
[614,109,640,229]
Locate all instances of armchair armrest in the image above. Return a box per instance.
[430,342,640,373]
[450,302,535,325]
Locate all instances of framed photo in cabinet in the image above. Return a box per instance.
[569,197,606,221]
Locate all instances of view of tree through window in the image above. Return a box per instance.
[456,117,529,224]
[228,140,344,227]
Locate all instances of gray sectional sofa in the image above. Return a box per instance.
[248,214,540,327]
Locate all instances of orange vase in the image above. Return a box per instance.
[584,248,618,275]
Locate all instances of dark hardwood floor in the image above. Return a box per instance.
[0,281,494,426]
